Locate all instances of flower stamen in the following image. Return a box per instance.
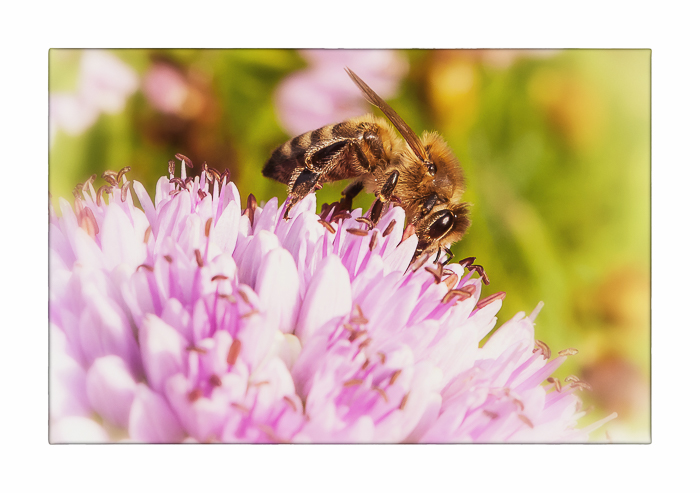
[194,249,204,267]
[174,153,193,168]
[318,220,336,234]
[399,392,410,410]
[546,377,562,392]
[475,291,506,309]
[518,414,534,428]
[533,340,551,360]
[558,348,579,356]
[383,219,396,237]
[441,285,477,304]
[227,339,242,366]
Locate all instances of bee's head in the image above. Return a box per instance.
[420,131,465,200]
[414,202,471,257]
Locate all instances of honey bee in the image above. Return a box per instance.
[263,68,471,262]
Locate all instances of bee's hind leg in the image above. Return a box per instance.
[339,180,364,211]
[285,168,323,220]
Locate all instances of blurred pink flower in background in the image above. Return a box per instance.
[50,50,139,144]
[48,159,614,443]
[142,62,190,115]
[275,50,409,136]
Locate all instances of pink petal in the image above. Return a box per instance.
[129,384,185,443]
[86,355,137,428]
[295,255,352,344]
[256,247,301,333]
[139,314,187,393]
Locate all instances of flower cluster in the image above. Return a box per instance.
[49,160,613,442]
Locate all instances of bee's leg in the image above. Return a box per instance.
[420,192,440,218]
[440,247,455,266]
[339,180,364,211]
[285,168,322,220]
[287,139,371,219]
[370,170,399,224]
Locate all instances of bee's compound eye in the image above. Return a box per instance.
[425,161,437,176]
[427,210,455,240]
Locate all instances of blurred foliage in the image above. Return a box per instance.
[49,49,650,442]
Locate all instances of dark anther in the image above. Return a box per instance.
[186,345,208,354]
[175,153,193,168]
[211,274,228,281]
[227,339,242,366]
[143,226,151,244]
[194,249,204,267]
[102,170,118,186]
[369,230,378,251]
[424,264,444,284]
[117,166,131,183]
[209,374,222,387]
[347,228,369,237]
[399,393,410,410]
[121,181,130,202]
[355,217,374,228]
[383,219,396,237]
[558,348,579,356]
[95,185,113,206]
[318,220,336,234]
[459,257,476,267]
[475,291,506,310]
[205,218,213,237]
[82,174,97,192]
[187,388,203,402]
[168,160,176,175]
[170,177,186,189]
[441,285,477,304]
[547,377,562,393]
[533,340,551,360]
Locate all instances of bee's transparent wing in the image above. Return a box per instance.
[345,67,428,162]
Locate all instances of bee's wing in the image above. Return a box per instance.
[345,67,428,162]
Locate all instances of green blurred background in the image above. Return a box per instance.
[49,49,650,442]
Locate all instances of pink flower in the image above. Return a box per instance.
[142,63,190,115]
[50,50,139,144]
[275,50,409,135]
[49,160,614,442]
